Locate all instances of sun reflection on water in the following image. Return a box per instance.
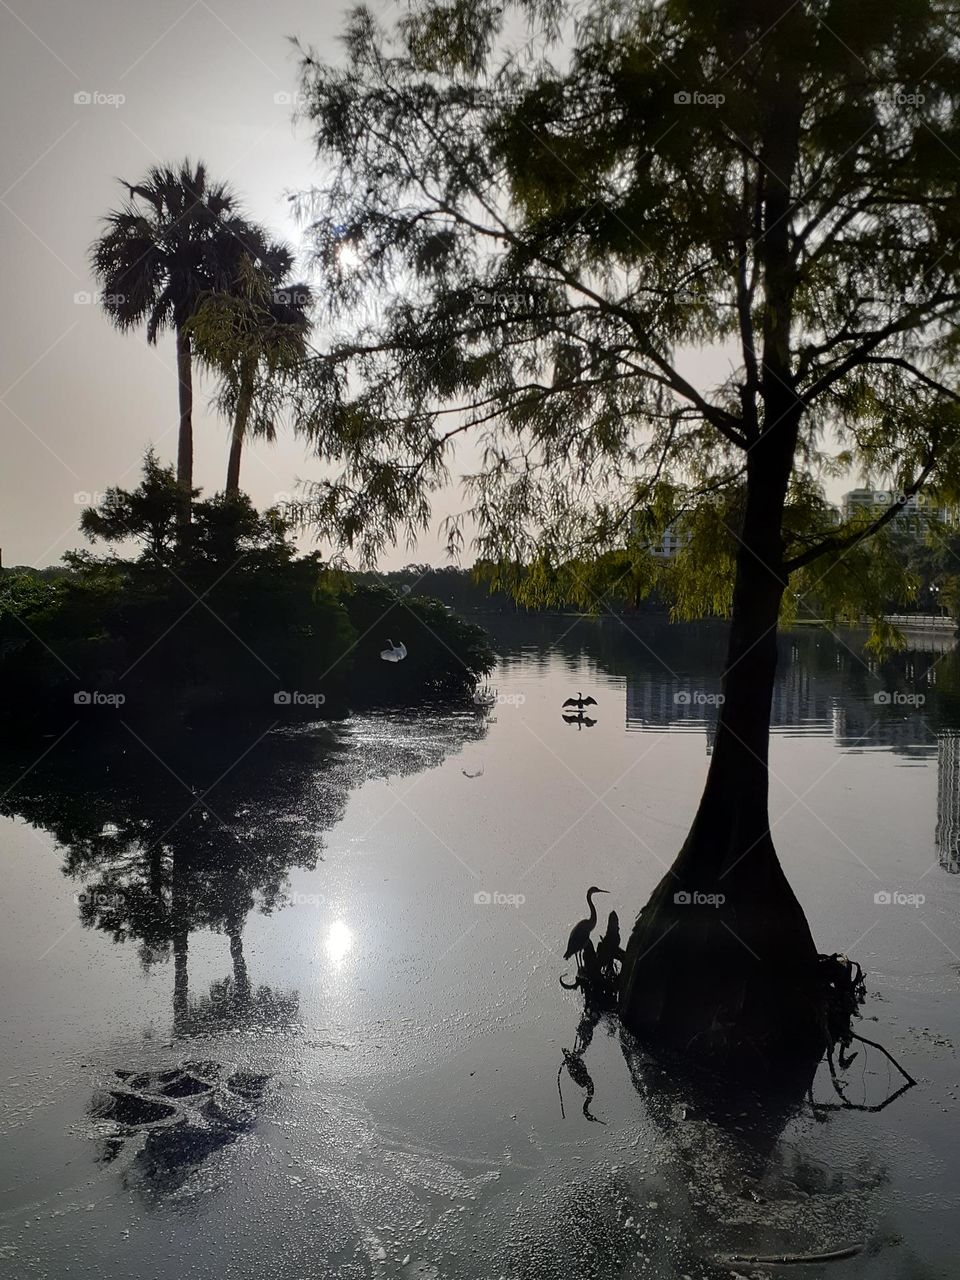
[325,919,354,965]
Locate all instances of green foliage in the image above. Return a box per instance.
[289,0,960,634]
[186,252,313,471]
[1,459,494,724]
[351,562,522,612]
[80,448,183,556]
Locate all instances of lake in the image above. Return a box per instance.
[1,615,958,1279]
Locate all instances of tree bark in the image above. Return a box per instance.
[225,432,243,498]
[620,411,823,1065]
[224,360,255,498]
[618,34,825,1070]
[175,325,194,532]
[620,453,822,1064]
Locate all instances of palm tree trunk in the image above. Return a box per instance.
[175,325,194,532]
[225,361,255,497]
[225,433,244,497]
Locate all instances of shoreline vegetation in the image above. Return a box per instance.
[3,456,956,736]
[0,458,495,730]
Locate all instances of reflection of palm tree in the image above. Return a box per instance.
[180,974,300,1037]
[0,715,487,1041]
[0,715,487,1217]
[0,728,332,1039]
[172,930,190,1037]
[91,161,257,525]
[175,924,299,1038]
[229,925,251,1004]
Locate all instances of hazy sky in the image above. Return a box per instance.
[0,0,382,569]
[1,0,849,573]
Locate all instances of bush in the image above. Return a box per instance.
[339,583,495,703]
[0,459,494,725]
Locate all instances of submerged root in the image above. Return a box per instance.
[716,1244,863,1265]
[559,926,623,1009]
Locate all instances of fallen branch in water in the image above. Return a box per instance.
[850,1032,917,1087]
[716,1243,863,1265]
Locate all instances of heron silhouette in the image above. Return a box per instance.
[562,692,597,711]
[564,886,609,965]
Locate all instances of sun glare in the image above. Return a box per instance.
[325,919,354,964]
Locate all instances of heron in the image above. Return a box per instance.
[562,692,597,711]
[380,639,407,662]
[564,886,609,965]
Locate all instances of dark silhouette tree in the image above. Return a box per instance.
[90,161,260,527]
[80,447,184,558]
[289,0,960,1062]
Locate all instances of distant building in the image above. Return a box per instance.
[649,525,688,558]
[840,487,957,531]
[937,733,960,873]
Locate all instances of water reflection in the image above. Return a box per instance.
[1,618,956,1275]
[562,709,598,729]
[553,979,909,1273]
[618,1022,911,1271]
[488,613,960,749]
[0,727,344,1040]
[622,630,950,754]
[325,919,354,965]
[489,614,960,874]
[0,710,485,1200]
[0,713,485,1038]
[90,1062,270,1205]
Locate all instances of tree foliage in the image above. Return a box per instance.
[0,459,494,724]
[91,160,254,341]
[186,252,314,490]
[290,0,960,636]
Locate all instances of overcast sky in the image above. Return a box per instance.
[1,0,852,573]
[0,0,388,569]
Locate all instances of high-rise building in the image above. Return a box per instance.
[936,733,960,874]
[840,487,957,531]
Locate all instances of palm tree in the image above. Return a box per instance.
[91,160,257,527]
[187,247,313,497]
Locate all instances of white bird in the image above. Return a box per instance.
[380,639,408,662]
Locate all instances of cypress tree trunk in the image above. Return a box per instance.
[619,41,826,1068]
[175,325,194,532]
[620,438,822,1065]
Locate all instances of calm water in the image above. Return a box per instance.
[1,616,959,1279]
